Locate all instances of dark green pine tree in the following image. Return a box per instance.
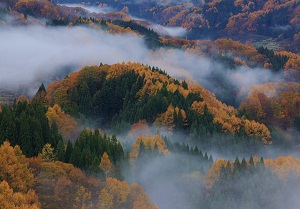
[173,109,178,129]
[30,118,43,156]
[38,83,46,92]
[14,100,28,117]
[258,157,265,169]
[114,142,124,163]
[70,145,81,167]
[91,155,100,172]
[209,155,214,164]
[78,81,92,116]
[34,105,50,145]
[0,106,16,145]
[249,156,254,166]
[153,143,159,156]
[176,109,184,131]
[19,114,34,157]
[56,140,65,162]
[241,157,247,171]
[65,140,73,163]
[234,157,241,171]
[182,80,188,90]
[80,147,93,170]
[50,121,62,148]
[193,146,199,155]
[204,152,209,161]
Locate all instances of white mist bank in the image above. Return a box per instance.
[0,25,281,98]
[150,24,187,37]
[59,3,115,14]
[0,25,195,88]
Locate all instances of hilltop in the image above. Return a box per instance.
[42,62,271,145]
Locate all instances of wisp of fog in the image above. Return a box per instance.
[150,24,187,37]
[59,3,115,14]
[0,25,199,89]
[0,25,281,100]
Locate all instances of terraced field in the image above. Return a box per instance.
[0,89,16,105]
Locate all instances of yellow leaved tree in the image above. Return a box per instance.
[0,141,34,192]
[100,152,112,179]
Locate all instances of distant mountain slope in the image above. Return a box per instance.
[43,62,271,144]
[57,0,300,52]
[3,0,300,52]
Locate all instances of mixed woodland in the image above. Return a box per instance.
[0,0,300,209]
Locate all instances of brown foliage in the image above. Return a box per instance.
[214,38,265,64]
[0,180,41,209]
[15,0,59,19]
[106,22,135,34]
[104,177,130,207]
[239,82,300,129]
[128,120,151,139]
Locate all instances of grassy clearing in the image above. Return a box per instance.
[253,38,280,50]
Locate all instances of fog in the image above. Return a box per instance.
[123,152,207,209]
[150,24,187,37]
[133,0,203,6]
[121,139,300,209]
[0,24,283,103]
[61,3,189,38]
[0,25,147,88]
[59,3,115,14]
[271,24,292,32]
[0,25,195,89]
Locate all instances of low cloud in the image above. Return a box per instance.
[271,24,292,31]
[0,25,197,91]
[150,24,187,37]
[133,0,202,6]
[0,25,147,88]
[123,153,207,209]
[59,3,115,14]
[0,24,281,102]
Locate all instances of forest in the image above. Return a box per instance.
[0,0,300,209]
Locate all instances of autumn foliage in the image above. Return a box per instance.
[46,104,79,141]
[239,82,300,129]
[44,62,271,143]
[0,142,41,208]
[24,153,158,209]
[100,152,112,179]
[130,134,170,158]
[0,142,34,192]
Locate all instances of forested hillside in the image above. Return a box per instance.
[43,63,272,145]
[1,0,300,208]
[56,0,300,52]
